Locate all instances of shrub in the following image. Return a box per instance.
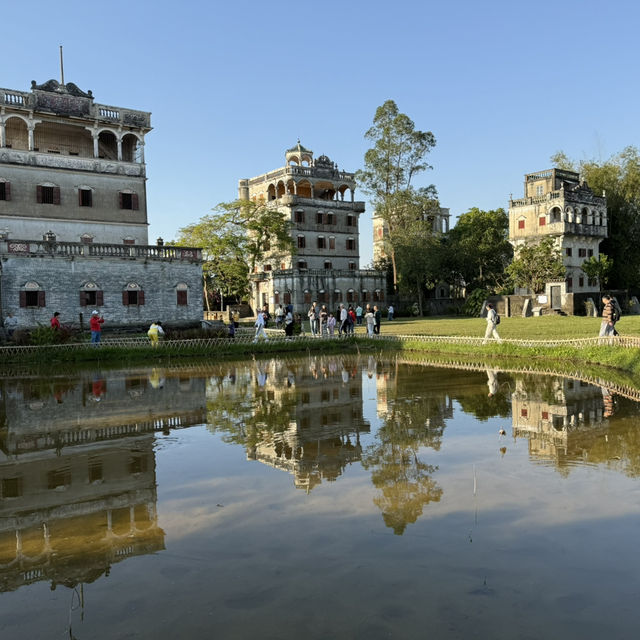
[463,289,489,317]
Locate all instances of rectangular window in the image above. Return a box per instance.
[521,408,528,418]
[0,181,10,201]
[316,212,324,224]
[297,236,306,248]
[566,248,572,257]
[303,292,311,304]
[347,215,355,226]
[177,290,188,306]
[327,213,335,225]
[123,238,135,245]
[48,467,72,490]
[538,217,546,226]
[567,277,573,291]
[1,477,22,498]
[264,264,272,271]
[349,261,356,270]
[79,189,92,207]
[324,261,332,269]
[88,461,103,483]
[119,192,139,210]
[518,219,525,229]
[579,277,584,287]
[346,238,355,250]
[283,292,291,305]
[578,248,587,258]
[295,210,305,223]
[20,290,45,307]
[536,185,544,196]
[297,260,307,270]
[329,237,335,249]
[317,236,326,249]
[588,249,593,257]
[122,290,145,305]
[38,185,60,205]
[80,290,104,307]
[362,291,369,301]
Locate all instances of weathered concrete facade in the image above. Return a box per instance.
[0,78,202,329]
[240,143,386,313]
[509,169,607,311]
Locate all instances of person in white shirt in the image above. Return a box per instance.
[253,311,269,342]
[339,304,348,336]
[483,303,502,344]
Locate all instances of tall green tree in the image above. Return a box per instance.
[581,253,613,293]
[506,237,565,294]
[357,100,437,291]
[551,147,640,289]
[176,199,294,310]
[446,207,513,293]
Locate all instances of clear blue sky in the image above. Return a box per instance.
[2,0,637,263]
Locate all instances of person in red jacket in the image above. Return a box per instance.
[90,310,104,343]
[50,312,61,330]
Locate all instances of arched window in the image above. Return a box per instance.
[80,281,103,307]
[122,282,145,306]
[20,281,45,308]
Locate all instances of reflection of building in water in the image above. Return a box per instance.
[375,362,454,431]
[511,376,609,460]
[240,357,371,491]
[0,368,207,592]
[0,436,162,592]
[0,368,206,455]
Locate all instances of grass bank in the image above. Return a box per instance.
[2,315,640,381]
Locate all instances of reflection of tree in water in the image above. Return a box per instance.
[362,396,445,535]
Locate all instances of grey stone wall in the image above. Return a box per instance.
[1,253,203,329]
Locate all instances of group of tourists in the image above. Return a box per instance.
[306,301,383,338]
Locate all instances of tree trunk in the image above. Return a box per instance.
[203,277,211,312]
[417,281,424,316]
[391,249,399,293]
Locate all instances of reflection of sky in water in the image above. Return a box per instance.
[1,358,640,639]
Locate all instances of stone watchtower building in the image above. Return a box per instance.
[239,142,385,314]
[508,169,607,312]
[0,77,202,330]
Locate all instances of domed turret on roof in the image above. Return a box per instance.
[286,140,313,166]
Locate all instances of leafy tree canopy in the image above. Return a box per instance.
[446,207,513,293]
[506,237,565,294]
[175,199,294,307]
[357,100,438,291]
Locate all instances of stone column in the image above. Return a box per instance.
[93,134,99,158]
[0,120,5,148]
[117,137,122,162]
[27,124,35,151]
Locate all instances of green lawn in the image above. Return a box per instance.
[352,314,640,340]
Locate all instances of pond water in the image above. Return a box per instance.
[1,355,640,639]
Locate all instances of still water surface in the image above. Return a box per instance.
[1,355,640,639]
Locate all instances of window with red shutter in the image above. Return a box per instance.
[177,290,188,306]
[132,193,139,210]
[122,291,129,306]
[96,291,104,306]
[52,187,60,205]
[138,290,145,305]
[37,291,46,307]
[36,185,43,203]
[19,291,27,307]
[79,292,87,306]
